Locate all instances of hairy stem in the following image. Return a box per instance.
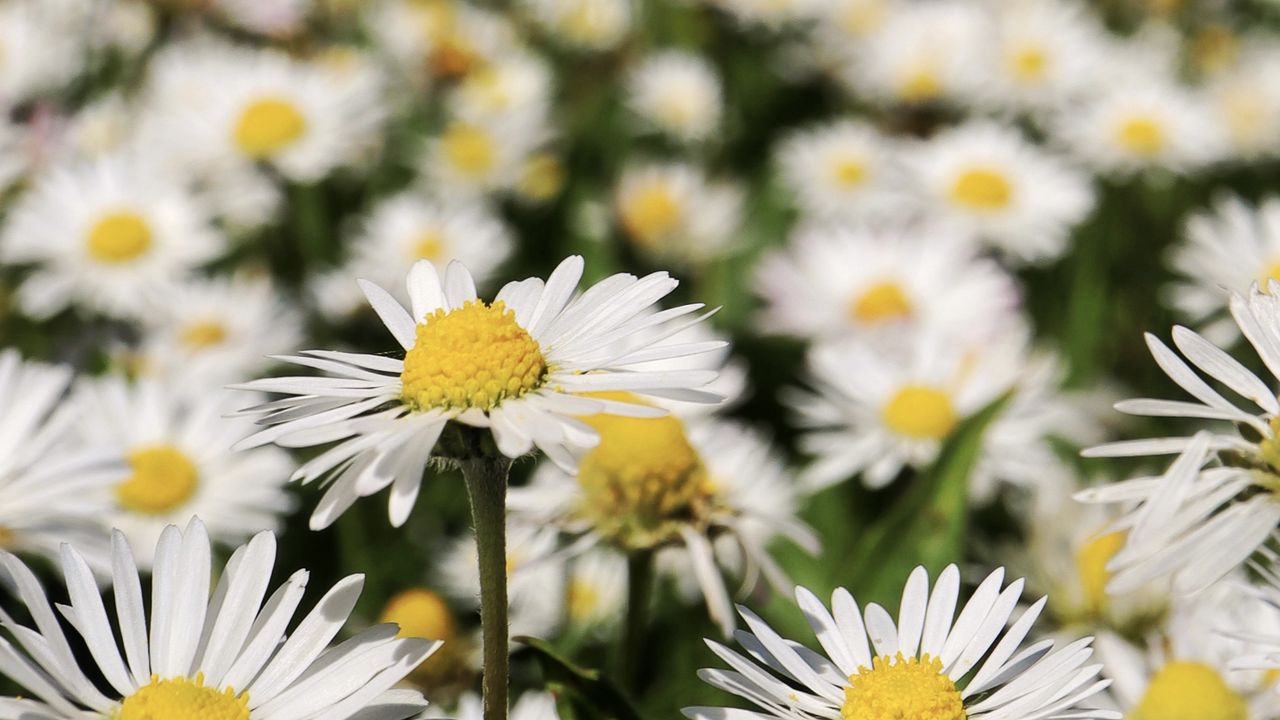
[461,455,514,720]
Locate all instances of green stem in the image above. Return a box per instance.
[460,456,514,720]
[619,548,654,694]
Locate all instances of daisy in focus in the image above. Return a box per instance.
[0,351,120,570]
[613,162,744,266]
[903,121,1095,265]
[0,518,438,719]
[684,564,1118,720]
[0,155,225,320]
[626,51,723,144]
[773,120,906,224]
[1166,195,1280,343]
[753,223,1018,344]
[235,256,723,529]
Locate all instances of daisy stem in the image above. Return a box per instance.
[620,548,654,693]
[461,455,514,720]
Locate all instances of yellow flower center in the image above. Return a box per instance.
[180,321,228,350]
[400,300,547,411]
[1008,45,1048,84]
[1260,261,1280,290]
[575,392,716,549]
[116,446,199,515]
[234,97,307,159]
[619,182,681,244]
[563,0,612,43]
[829,156,868,188]
[950,167,1013,211]
[850,280,912,324]
[117,674,248,720]
[518,152,566,203]
[1075,530,1125,614]
[899,67,941,102]
[380,588,455,642]
[1130,661,1247,720]
[842,653,964,720]
[86,212,153,264]
[1223,92,1266,147]
[1116,116,1166,156]
[429,36,480,78]
[411,230,445,262]
[440,123,497,178]
[882,385,957,440]
[567,578,600,622]
[0,526,14,549]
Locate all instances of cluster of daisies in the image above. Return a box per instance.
[3,0,1280,718]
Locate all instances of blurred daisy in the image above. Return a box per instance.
[213,0,311,36]
[423,116,548,197]
[903,121,1094,265]
[235,256,722,529]
[370,0,516,83]
[1231,552,1280,676]
[0,351,119,571]
[844,0,984,106]
[0,155,225,320]
[685,564,1118,720]
[509,411,817,635]
[626,51,723,143]
[523,0,632,51]
[74,376,295,569]
[812,0,890,40]
[562,550,628,634]
[449,51,553,127]
[439,521,564,639]
[711,0,822,30]
[1166,195,1280,343]
[1080,287,1280,591]
[0,518,437,719]
[136,274,304,386]
[310,192,513,320]
[774,119,906,223]
[1052,78,1223,176]
[614,162,744,265]
[380,587,476,695]
[0,0,85,106]
[753,222,1018,344]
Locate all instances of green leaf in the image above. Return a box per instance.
[515,636,645,720]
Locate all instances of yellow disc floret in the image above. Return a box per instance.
[411,230,445,262]
[829,156,868,188]
[116,446,199,515]
[1130,661,1248,720]
[842,653,965,720]
[440,123,497,179]
[0,526,14,549]
[619,182,682,245]
[1116,116,1165,156]
[851,280,912,324]
[882,385,958,440]
[1075,530,1125,615]
[117,674,249,720]
[899,67,942,103]
[575,392,716,549]
[381,588,455,642]
[1008,46,1048,84]
[181,321,229,350]
[86,212,153,264]
[950,167,1013,211]
[234,97,307,159]
[400,300,547,411]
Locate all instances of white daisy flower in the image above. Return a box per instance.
[449,50,553,127]
[422,115,549,198]
[774,119,907,223]
[136,274,305,387]
[1051,77,1224,176]
[310,192,513,320]
[523,0,632,51]
[234,256,722,529]
[614,162,744,265]
[791,325,1049,492]
[753,222,1019,344]
[903,121,1095,265]
[1166,195,1280,344]
[810,0,891,40]
[369,0,517,83]
[439,521,565,640]
[843,0,985,106]
[626,51,723,143]
[1205,44,1280,162]
[562,549,628,633]
[1079,286,1280,591]
[73,376,295,569]
[0,155,225,320]
[50,92,136,162]
[509,413,818,636]
[0,517,438,719]
[0,0,86,107]
[684,564,1119,720]
[0,350,120,571]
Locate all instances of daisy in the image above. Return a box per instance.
[684,564,1119,720]
[1204,44,1280,162]
[0,351,120,571]
[626,51,723,144]
[0,0,86,107]
[773,119,907,224]
[1079,286,1280,591]
[449,50,553,128]
[902,121,1095,265]
[310,192,513,320]
[422,115,549,198]
[73,375,295,569]
[562,549,628,634]
[753,222,1019,344]
[523,0,632,51]
[613,162,744,265]
[0,517,438,719]
[135,274,305,386]
[509,413,818,635]
[0,155,225,320]
[234,256,722,529]
[369,0,516,84]
[1166,195,1280,343]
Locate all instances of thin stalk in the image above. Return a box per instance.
[619,548,654,694]
[460,456,514,720]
